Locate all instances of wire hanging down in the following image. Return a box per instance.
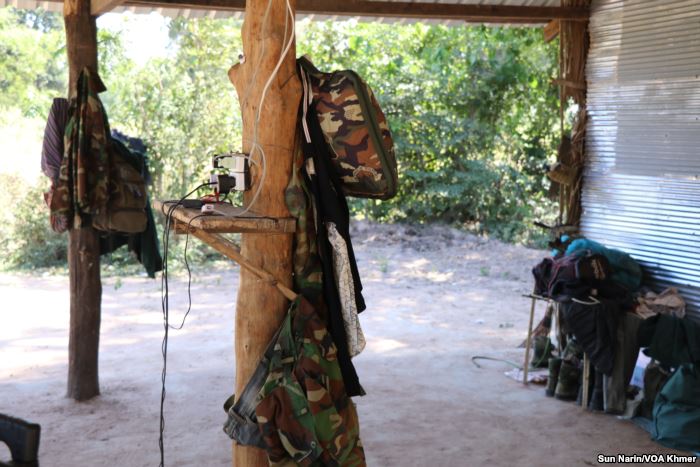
[158,182,214,467]
[158,2,298,464]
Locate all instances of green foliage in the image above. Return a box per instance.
[0,174,67,269]
[100,17,244,199]
[298,22,559,243]
[0,8,66,117]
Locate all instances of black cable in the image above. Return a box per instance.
[168,214,207,331]
[159,182,214,467]
[158,183,276,466]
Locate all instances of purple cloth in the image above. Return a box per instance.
[41,98,69,182]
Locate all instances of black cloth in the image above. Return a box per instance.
[301,102,365,397]
[638,314,700,366]
[561,298,620,375]
[532,257,553,297]
[41,97,69,182]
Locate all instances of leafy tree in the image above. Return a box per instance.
[101,17,244,198]
[0,8,66,117]
[298,21,559,241]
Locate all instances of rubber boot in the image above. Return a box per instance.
[531,336,553,369]
[0,413,40,466]
[588,370,605,412]
[560,339,583,364]
[555,360,580,401]
[545,357,562,397]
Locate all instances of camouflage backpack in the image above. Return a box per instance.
[298,56,398,200]
[92,139,148,234]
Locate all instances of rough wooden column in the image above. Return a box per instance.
[228,0,300,465]
[64,0,102,401]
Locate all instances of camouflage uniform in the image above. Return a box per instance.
[255,296,365,467]
[240,137,366,466]
[50,68,111,232]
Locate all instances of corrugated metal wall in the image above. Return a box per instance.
[583,0,700,319]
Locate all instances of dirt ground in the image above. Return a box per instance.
[0,221,686,466]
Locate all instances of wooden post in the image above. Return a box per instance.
[64,0,102,401]
[228,1,301,465]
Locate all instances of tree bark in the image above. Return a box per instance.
[66,227,102,401]
[64,0,102,401]
[228,1,300,465]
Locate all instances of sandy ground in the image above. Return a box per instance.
[0,222,687,467]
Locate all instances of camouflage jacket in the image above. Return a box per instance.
[50,68,111,232]
[255,296,366,467]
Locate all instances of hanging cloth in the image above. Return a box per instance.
[298,101,367,397]
[255,296,366,466]
[50,68,111,232]
[41,97,70,183]
[327,222,366,358]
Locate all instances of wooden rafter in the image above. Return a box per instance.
[544,19,560,42]
[91,0,127,15]
[114,0,589,23]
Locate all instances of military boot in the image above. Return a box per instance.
[531,336,554,368]
[546,357,562,397]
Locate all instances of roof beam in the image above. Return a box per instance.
[119,0,589,23]
[91,0,127,15]
[298,1,589,22]
[543,19,560,42]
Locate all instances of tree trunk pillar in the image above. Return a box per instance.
[64,0,102,402]
[228,1,301,465]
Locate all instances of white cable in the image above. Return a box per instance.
[239,0,296,217]
[240,0,273,110]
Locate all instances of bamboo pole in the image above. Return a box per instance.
[523,292,537,384]
[582,354,590,409]
[187,228,298,302]
[227,1,301,465]
[64,0,102,402]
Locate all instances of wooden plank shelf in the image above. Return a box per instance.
[153,200,296,234]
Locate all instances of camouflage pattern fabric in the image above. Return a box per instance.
[285,139,323,300]
[50,68,110,232]
[299,57,397,200]
[255,296,366,467]
[286,134,364,397]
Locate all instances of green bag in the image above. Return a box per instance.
[93,140,148,234]
[652,364,700,452]
[298,56,397,200]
